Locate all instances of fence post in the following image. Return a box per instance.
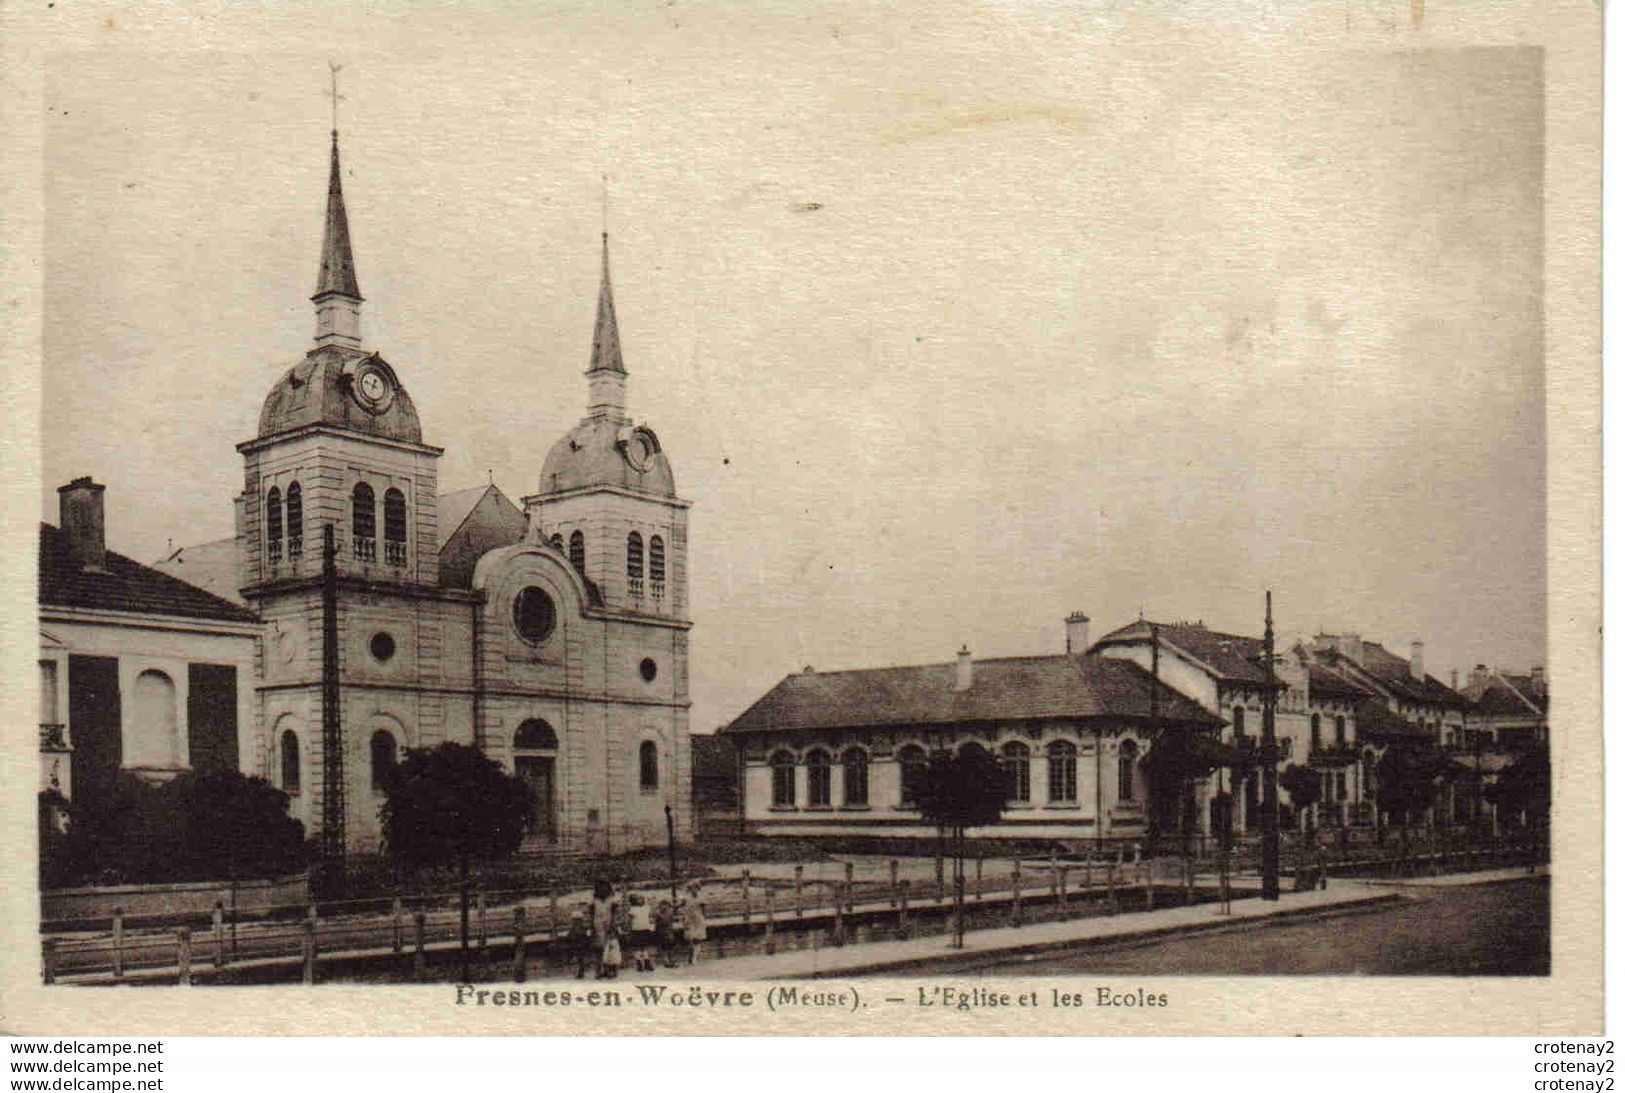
[936,851,946,903]
[301,916,316,985]
[549,886,560,940]
[42,939,57,985]
[1050,853,1061,916]
[833,883,848,946]
[1107,860,1118,915]
[175,927,192,986]
[1011,859,1023,925]
[741,871,752,925]
[476,891,488,952]
[844,862,855,912]
[975,853,984,903]
[1059,865,1070,917]
[306,904,320,978]
[764,887,777,955]
[897,879,909,933]
[412,910,427,981]
[793,865,804,919]
[112,908,125,980]
[392,897,404,954]
[512,907,527,984]
[889,859,899,907]
[1144,861,1154,911]
[213,901,227,968]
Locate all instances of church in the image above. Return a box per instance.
[53,125,694,857]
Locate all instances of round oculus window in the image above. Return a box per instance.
[640,657,658,682]
[370,632,396,662]
[513,586,557,645]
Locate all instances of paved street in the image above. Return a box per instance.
[941,875,1548,977]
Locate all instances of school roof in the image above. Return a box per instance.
[41,523,259,625]
[721,653,1222,736]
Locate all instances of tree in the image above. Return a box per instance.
[41,771,308,888]
[1484,745,1550,837]
[914,748,1006,948]
[1374,744,1452,857]
[378,742,535,979]
[1144,730,1232,857]
[1279,764,1322,837]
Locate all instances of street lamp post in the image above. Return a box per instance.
[1260,591,1281,901]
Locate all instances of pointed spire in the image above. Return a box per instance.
[588,231,626,376]
[314,131,362,302]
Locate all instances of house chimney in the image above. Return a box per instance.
[57,477,107,573]
[1409,640,1425,682]
[1450,668,1459,691]
[1064,612,1092,655]
[1530,665,1546,696]
[1337,633,1363,665]
[954,646,973,691]
[1470,663,1490,690]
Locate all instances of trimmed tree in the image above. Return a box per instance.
[914,748,1006,948]
[1279,764,1322,837]
[1484,745,1550,847]
[379,742,535,980]
[1374,744,1453,859]
[1144,730,1232,857]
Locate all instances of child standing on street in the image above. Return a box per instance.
[627,893,655,972]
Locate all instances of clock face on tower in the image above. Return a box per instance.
[352,363,394,413]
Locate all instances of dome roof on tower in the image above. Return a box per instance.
[257,345,425,444]
[539,417,675,498]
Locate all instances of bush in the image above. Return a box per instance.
[41,770,309,888]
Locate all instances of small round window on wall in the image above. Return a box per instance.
[640,658,658,683]
[513,586,557,645]
[370,632,396,663]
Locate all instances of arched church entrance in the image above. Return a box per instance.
[514,719,559,844]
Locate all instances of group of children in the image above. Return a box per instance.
[567,879,708,979]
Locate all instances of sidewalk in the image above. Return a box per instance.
[690,877,1403,980]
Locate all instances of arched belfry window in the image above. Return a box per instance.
[568,531,585,575]
[1118,739,1138,802]
[627,532,644,596]
[280,730,301,795]
[265,487,283,563]
[352,483,376,562]
[286,482,303,561]
[639,740,659,793]
[549,533,564,552]
[370,730,398,794]
[649,536,666,598]
[383,488,407,567]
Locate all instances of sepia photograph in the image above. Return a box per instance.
[3,0,1600,1040]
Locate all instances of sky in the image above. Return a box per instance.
[37,4,1546,731]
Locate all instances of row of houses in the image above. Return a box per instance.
[707,612,1547,845]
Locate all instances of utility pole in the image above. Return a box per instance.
[1260,591,1280,901]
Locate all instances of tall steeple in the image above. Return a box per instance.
[586,231,628,419]
[312,129,363,348]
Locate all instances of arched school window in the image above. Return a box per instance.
[896,745,927,807]
[280,730,301,795]
[649,536,666,597]
[265,487,283,563]
[1048,740,1078,803]
[383,488,407,567]
[1117,739,1138,801]
[771,750,797,808]
[639,740,659,793]
[841,748,869,806]
[1311,713,1322,752]
[999,741,1031,804]
[370,730,398,793]
[568,530,586,574]
[805,749,832,807]
[285,482,303,560]
[627,532,644,596]
[352,482,376,561]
